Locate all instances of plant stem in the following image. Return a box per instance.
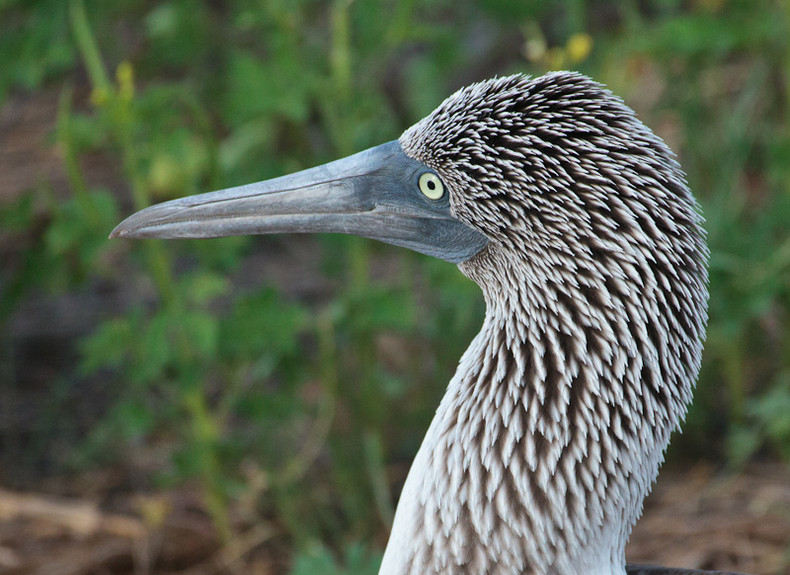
[327,0,395,530]
[184,387,232,543]
[69,0,110,93]
[69,0,232,542]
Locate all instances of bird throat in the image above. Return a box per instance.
[380,248,682,575]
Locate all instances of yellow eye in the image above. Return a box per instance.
[418,172,445,200]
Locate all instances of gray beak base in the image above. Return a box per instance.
[111,141,488,264]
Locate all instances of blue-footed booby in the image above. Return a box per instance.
[113,72,733,574]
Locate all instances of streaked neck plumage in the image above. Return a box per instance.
[381,242,700,574]
[380,72,708,571]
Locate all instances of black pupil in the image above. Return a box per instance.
[427,180,435,190]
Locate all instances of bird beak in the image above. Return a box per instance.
[111,141,488,264]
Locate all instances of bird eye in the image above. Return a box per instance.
[418,172,445,200]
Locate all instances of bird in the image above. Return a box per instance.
[111,71,733,574]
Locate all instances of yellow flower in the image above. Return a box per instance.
[566,33,593,64]
[117,61,135,101]
[90,86,109,107]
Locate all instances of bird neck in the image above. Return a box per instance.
[380,249,684,575]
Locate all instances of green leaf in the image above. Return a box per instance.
[220,288,308,360]
[132,310,173,385]
[181,310,220,358]
[180,271,229,306]
[0,193,35,231]
[289,541,381,575]
[80,315,135,375]
[222,50,310,128]
[114,398,156,440]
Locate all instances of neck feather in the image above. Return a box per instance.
[380,247,697,575]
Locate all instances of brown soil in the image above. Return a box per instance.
[0,464,788,574]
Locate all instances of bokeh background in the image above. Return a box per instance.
[2,0,790,573]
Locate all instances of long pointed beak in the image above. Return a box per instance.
[111,141,488,264]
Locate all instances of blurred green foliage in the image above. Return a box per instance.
[1,0,789,571]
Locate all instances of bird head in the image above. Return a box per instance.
[400,73,705,293]
[112,72,706,321]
